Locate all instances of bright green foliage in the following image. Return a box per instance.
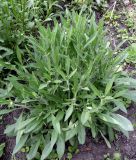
[0,0,62,43]
[126,43,136,64]
[0,12,135,159]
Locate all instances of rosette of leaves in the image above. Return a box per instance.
[0,12,136,159]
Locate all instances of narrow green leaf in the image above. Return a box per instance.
[56,111,64,121]
[116,77,136,88]
[90,84,100,97]
[64,105,73,121]
[38,84,48,90]
[90,124,97,138]
[65,128,77,141]
[78,124,86,144]
[69,69,77,79]
[51,130,58,147]
[108,127,114,142]
[24,120,42,133]
[16,46,23,64]
[0,143,5,157]
[4,124,15,135]
[112,114,133,131]
[100,113,133,131]
[114,90,127,98]
[13,134,28,155]
[41,142,52,160]
[100,131,111,148]
[0,99,11,105]
[27,138,41,160]
[52,115,61,134]
[57,135,65,159]
[84,32,98,49]
[122,90,136,102]
[81,110,90,125]
[112,99,127,113]
[105,76,115,95]
[17,117,36,131]
[16,129,24,144]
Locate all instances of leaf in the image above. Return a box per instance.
[122,90,136,102]
[114,90,127,98]
[4,124,15,135]
[90,84,100,97]
[112,114,133,131]
[84,32,98,49]
[65,128,77,141]
[90,124,97,138]
[116,77,136,88]
[105,76,115,95]
[15,114,23,132]
[16,46,23,64]
[81,110,90,125]
[100,113,133,131]
[0,143,5,157]
[24,120,42,133]
[38,83,48,90]
[56,111,64,121]
[112,99,127,113]
[16,129,24,144]
[65,56,70,74]
[57,135,65,159]
[78,124,86,144]
[51,130,58,147]
[28,0,34,8]
[27,138,40,160]
[41,142,52,160]
[0,99,11,105]
[17,117,36,131]
[52,115,61,134]
[13,134,28,155]
[108,127,114,142]
[100,131,111,148]
[69,69,77,79]
[64,105,73,121]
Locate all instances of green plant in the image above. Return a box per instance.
[0,12,135,159]
[125,43,136,63]
[0,143,5,157]
[0,0,62,44]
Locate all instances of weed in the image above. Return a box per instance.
[0,12,136,159]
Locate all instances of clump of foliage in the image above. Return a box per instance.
[126,43,136,64]
[0,0,62,44]
[0,12,135,159]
